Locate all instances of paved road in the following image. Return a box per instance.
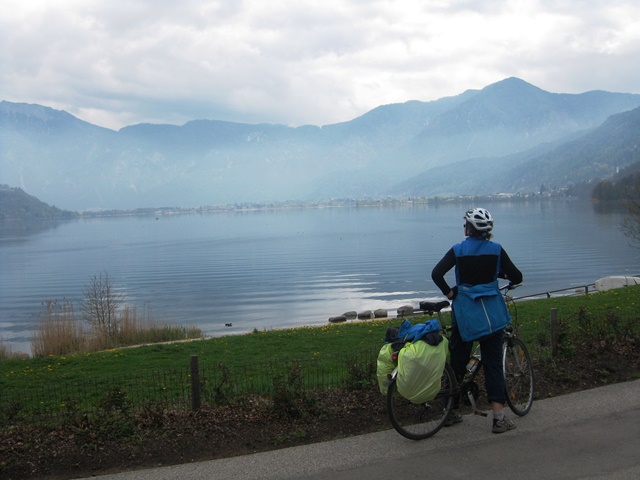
[88,379,640,480]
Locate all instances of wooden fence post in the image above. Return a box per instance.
[190,354,201,411]
[550,308,558,357]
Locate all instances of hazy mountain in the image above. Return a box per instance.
[502,105,640,192]
[393,104,640,197]
[2,77,640,210]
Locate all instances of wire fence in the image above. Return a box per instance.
[0,347,380,428]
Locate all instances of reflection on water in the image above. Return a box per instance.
[1,201,639,354]
[0,219,72,244]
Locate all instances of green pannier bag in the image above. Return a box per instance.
[396,337,449,404]
[376,343,396,395]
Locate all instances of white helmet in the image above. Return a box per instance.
[464,208,493,232]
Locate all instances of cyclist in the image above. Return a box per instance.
[431,207,523,433]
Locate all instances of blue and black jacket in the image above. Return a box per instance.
[431,236,523,341]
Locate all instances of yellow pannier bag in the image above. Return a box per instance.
[396,337,448,404]
[376,343,396,395]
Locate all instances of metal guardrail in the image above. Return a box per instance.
[511,284,596,301]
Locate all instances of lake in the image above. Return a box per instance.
[1,200,639,354]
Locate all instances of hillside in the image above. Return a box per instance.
[2,78,640,210]
[591,161,640,201]
[392,105,640,197]
[0,185,77,220]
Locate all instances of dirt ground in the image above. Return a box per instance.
[1,351,638,480]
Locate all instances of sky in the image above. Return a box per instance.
[2,0,640,131]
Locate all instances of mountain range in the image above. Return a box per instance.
[2,77,640,211]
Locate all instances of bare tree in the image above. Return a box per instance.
[81,272,123,339]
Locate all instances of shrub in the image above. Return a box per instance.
[31,301,202,356]
[271,364,307,418]
[0,337,13,360]
[31,300,85,357]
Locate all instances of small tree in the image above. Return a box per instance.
[81,272,123,339]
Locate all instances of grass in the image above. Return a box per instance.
[1,285,639,421]
[4,285,640,379]
[0,321,391,395]
[503,286,640,354]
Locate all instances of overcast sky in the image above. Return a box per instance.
[2,0,639,130]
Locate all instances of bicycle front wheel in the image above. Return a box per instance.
[503,336,534,416]
[386,363,456,440]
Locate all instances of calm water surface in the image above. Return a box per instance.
[1,201,639,354]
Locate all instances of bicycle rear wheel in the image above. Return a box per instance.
[503,336,534,416]
[386,363,456,440]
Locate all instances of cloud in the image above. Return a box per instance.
[2,0,639,130]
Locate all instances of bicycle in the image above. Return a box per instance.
[384,284,535,440]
